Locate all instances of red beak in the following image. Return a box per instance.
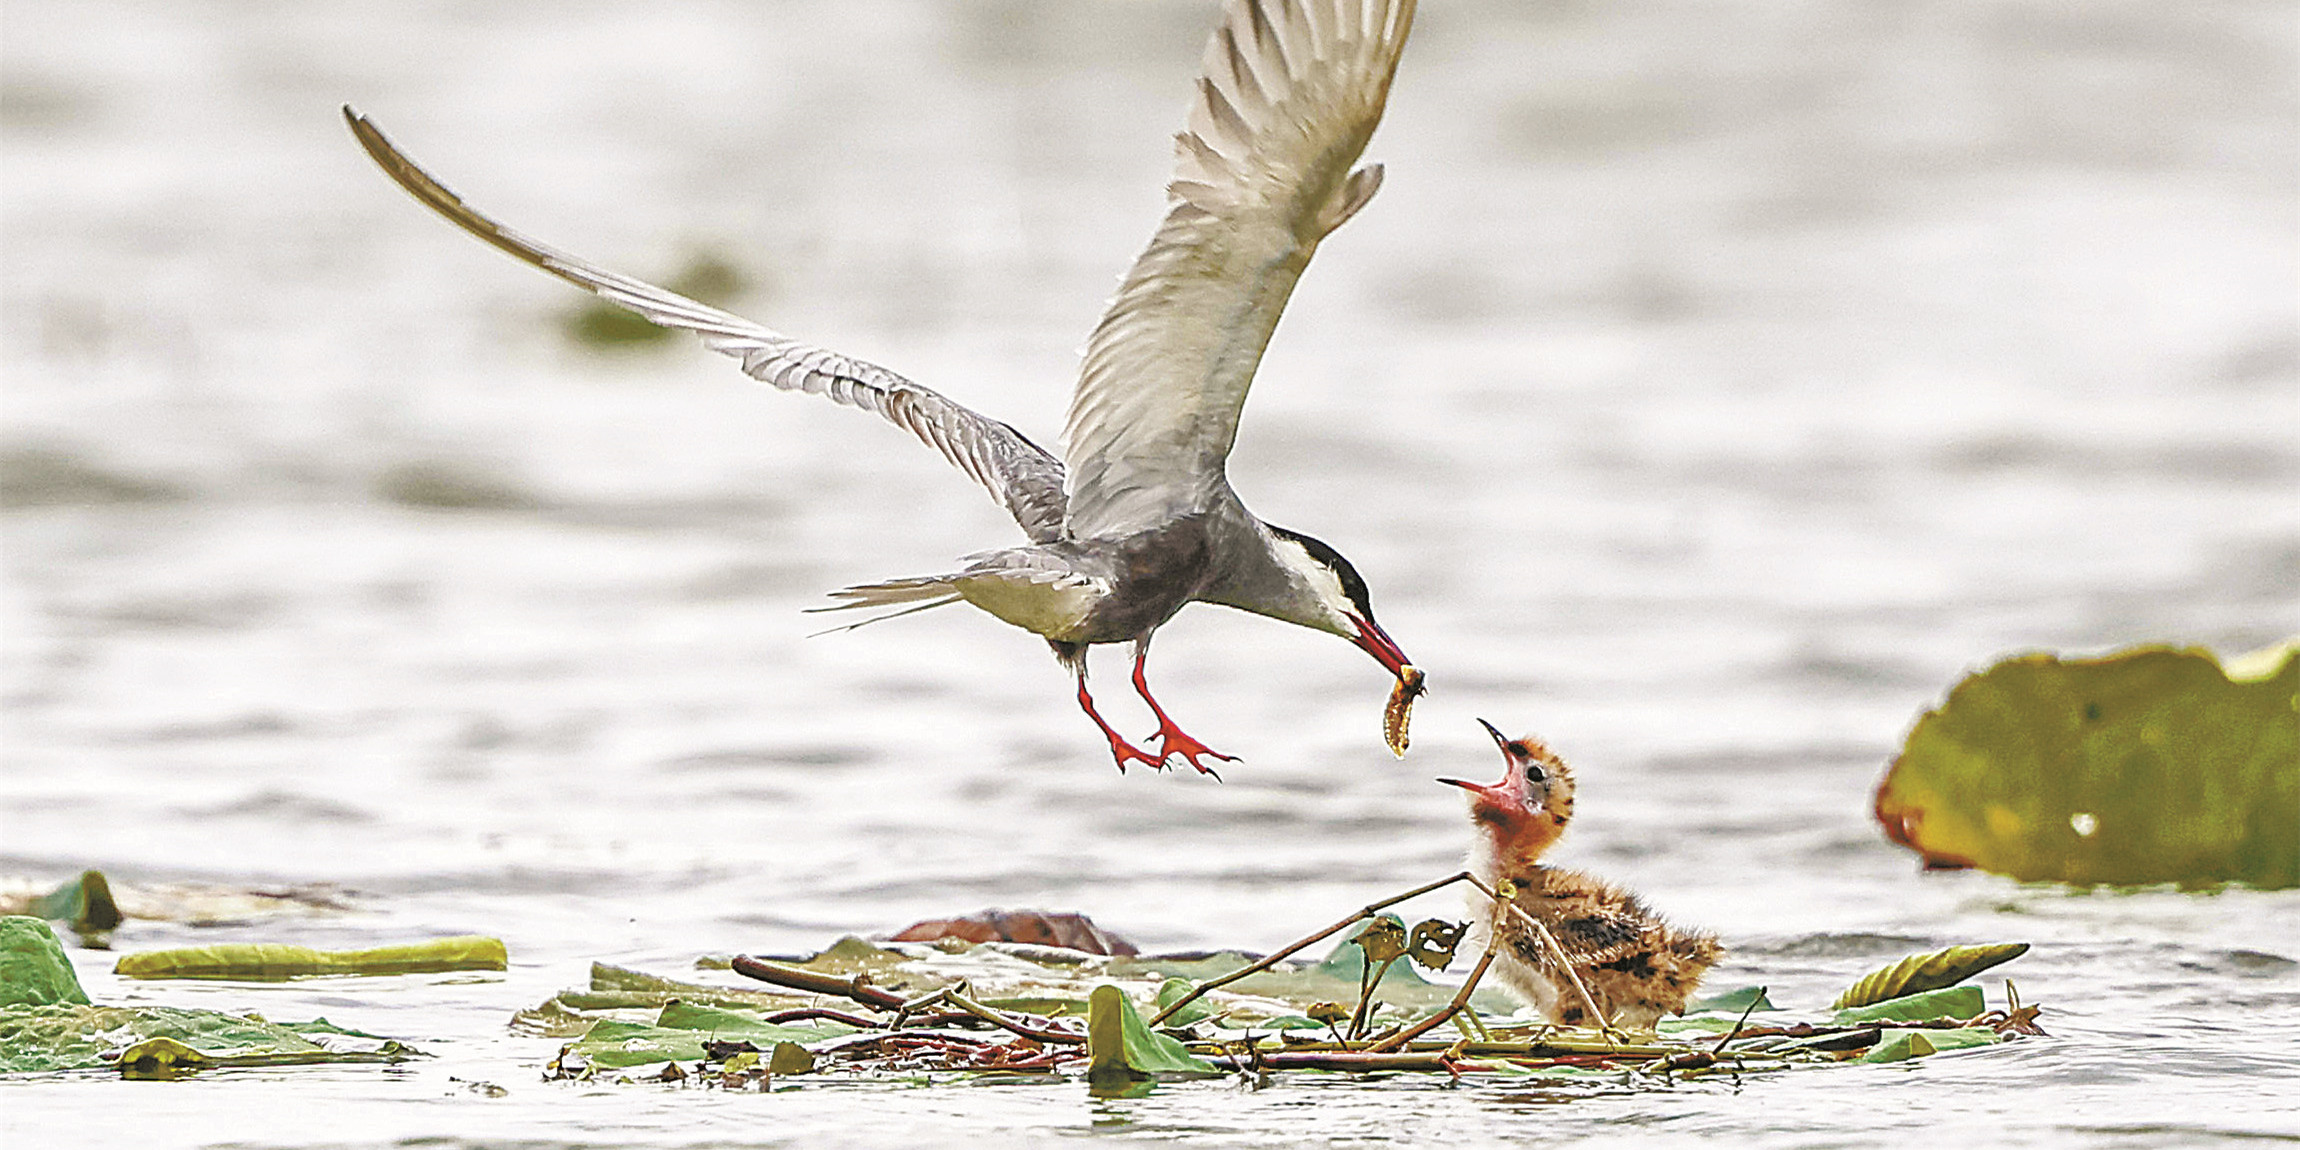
[1436,720,1525,810]
[1349,614,1412,678]
[1437,774,1509,805]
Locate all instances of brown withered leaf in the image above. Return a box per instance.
[1352,918,1408,965]
[1405,919,1467,972]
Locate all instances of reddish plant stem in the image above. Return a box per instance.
[761,1007,881,1028]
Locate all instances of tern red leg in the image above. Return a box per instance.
[1075,665,1165,773]
[1132,642,1237,776]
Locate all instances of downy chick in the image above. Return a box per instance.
[1441,720,1723,1030]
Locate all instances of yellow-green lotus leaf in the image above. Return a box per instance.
[114,936,506,980]
[1832,943,2030,1010]
[1875,643,2299,889]
[1086,984,1214,1089]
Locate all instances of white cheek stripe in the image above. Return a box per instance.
[1276,539,1358,630]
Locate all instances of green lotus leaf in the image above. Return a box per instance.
[795,936,911,975]
[566,1019,709,1069]
[1154,977,1213,1028]
[1832,985,1985,1025]
[0,1003,416,1074]
[1832,944,2029,1010]
[1086,984,1215,1089]
[0,917,89,1007]
[1875,643,2299,888]
[566,1006,849,1070]
[979,995,1089,1018]
[585,962,805,1008]
[654,1001,856,1045]
[1860,1026,2000,1063]
[28,871,122,942]
[1683,985,1778,1015]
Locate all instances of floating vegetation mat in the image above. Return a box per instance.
[0,916,424,1076]
[530,873,2046,1096]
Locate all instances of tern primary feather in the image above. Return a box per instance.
[346,0,1421,772]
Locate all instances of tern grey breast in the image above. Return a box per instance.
[345,0,1420,773]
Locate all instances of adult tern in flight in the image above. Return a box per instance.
[346,0,1424,773]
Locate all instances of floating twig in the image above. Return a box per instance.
[1710,987,1767,1054]
[890,985,957,1029]
[730,955,906,1012]
[730,957,1083,1047]
[943,989,1087,1045]
[1149,871,1476,1027]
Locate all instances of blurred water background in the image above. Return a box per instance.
[3,0,2296,1145]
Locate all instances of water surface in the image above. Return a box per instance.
[4,0,2296,1144]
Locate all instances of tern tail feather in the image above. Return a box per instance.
[805,576,965,633]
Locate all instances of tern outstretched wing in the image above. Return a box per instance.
[345,108,1070,545]
[1060,0,1415,540]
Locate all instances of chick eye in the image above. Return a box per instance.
[1524,764,1546,784]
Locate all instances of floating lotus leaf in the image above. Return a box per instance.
[541,963,809,1017]
[1831,985,1986,1025]
[28,871,121,945]
[1831,943,2030,1010]
[1685,986,1777,1015]
[114,936,507,980]
[565,1009,850,1071]
[0,1003,415,1074]
[1860,1027,2000,1063]
[1154,977,1213,1027]
[0,920,418,1074]
[1875,643,2299,889]
[767,1041,816,1074]
[655,1001,857,1046]
[1085,984,1216,1090]
[796,936,912,975]
[0,917,89,1007]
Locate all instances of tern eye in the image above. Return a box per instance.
[1524,763,1547,785]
